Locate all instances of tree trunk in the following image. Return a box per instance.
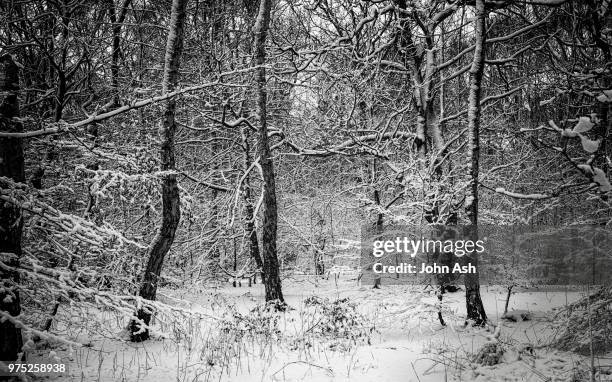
[241,127,264,282]
[209,122,220,278]
[253,0,284,305]
[395,0,427,156]
[372,158,383,288]
[395,1,449,225]
[464,0,488,326]
[503,285,513,316]
[130,0,187,342]
[54,70,66,122]
[108,0,132,107]
[0,54,25,362]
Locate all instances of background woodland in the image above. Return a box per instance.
[0,0,610,359]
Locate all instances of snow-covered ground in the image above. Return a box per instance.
[30,280,611,381]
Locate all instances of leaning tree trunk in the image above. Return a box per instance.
[253,0,284,305]
[0,54,25,361]
[130,0,187,342]
[464,0,488,326]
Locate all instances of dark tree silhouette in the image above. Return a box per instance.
[0,54,25,361]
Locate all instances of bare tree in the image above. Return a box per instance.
[253,0,284,305]
[107,0,132,107]
[0,54,25,361]
[130,0,188,342]
[464,0,488,325]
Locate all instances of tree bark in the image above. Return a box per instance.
[395,0,428,156]
[0,54,25,361]
[209,126,221,278]
[53,8,72,122]
[395,1,452,225]
[464,0,488,326]
[108,0,132,107]
[130,0,187,342]
[253,0,284,305]
[240,127,264,283]
[372,159,383,288]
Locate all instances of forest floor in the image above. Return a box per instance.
[29,279,612,382]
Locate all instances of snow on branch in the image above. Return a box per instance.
[0,177,144,249]
[280,131,414,158]
[0,66,265,139]
[436,12,553,72]
[440,87,522,124]
[490,186,551,200]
